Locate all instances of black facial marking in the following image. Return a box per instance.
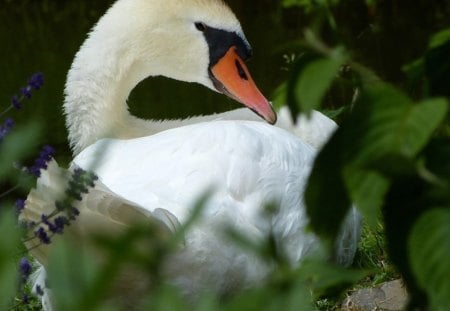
[235,59,248,80]
[195,22,206,32]
[198,23,252,67]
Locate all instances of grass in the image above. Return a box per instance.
[314,220,400,311]
[353,221,399,288]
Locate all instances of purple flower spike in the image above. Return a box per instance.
[19,257,32,281]
[20,86,32,99]
[18,257,33,305]
[41,214,57,233]
[28,72,44,90]
[11,95,21,109]
[15,199,26,214]
[35,227,51,244]
[41,145,55,158]
[0,118,14,141]
[28,144,55,177]
[5,72,45,114]
[53,216,69,233]
[41,214,67,234]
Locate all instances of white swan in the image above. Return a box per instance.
[22,0,360,309]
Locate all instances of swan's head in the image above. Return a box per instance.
[96,0,276,123]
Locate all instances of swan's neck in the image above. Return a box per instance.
[64,41,256,156]
[64,27,145,154]
[63,26,263,156]
[63,20,208,154]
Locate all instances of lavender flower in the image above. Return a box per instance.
[23,168,98,247]
[66,168,98,200]
[11,95,21,109]
[20,87,32,99]
[0,118,14,141]
[2,72,44,116]
[28,73,44,90]
[19,257,32,281]
[15,198,25,214]
[41,214,68,234]
[27,145,55,177]
[18,257,33,304]
[54,216,70,233]
[35,227,51,244]
[41,214,57,233]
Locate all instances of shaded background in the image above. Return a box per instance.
[1,0,449,163]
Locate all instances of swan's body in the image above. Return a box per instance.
[74,121,317,295]
[22,0,360,309]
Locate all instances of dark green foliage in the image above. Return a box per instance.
[278,2,450,310]
[0,123,41,180]
[409,209,450,310]
[286,48,346,121]
[305,81,447,239]
[0,210,22,310]
[425,30,450,98]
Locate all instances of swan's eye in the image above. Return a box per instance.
[195,22,206,32]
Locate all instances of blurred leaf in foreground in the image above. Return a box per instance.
[409,209,450,311]
[306,82,448,242]
[0,122,41,180]
[0,209,22,310]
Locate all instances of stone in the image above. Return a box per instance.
[342,279,409,311]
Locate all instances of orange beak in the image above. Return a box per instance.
[210,46,277,124]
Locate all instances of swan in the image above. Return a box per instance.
[22,0,360,309]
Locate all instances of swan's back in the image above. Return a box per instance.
[71,121,319,297]
[74,121,315,221]
[26,121,359,306]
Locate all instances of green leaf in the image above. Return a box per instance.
[409,209,450,310]
[424,137,450,182]
[0,122,41,179]
[383,172,450,308]
[47,236,99,311]
[142,285,185,311]
[425,32,450,97]
[271,82,287,111]
[305,129,352,241]
[226,287,277,311]
[282,0,313,9]
[294,56,344,114]
[404,98,448,155]
[343,167,389,228]
[306,83,447,242]
[402,58,425,96]
[402,28,450,98]
[0,209,22,310]
[296,258,368,297]
[352,85,448,166]
[226,283,314,311]
[428,28,450,49]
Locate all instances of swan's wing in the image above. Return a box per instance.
[72,120,326,268]
[184,107,338,150]
[276,107,338,149]
[72,121,316,225]
[23,160,182,311]
[22,160,178,266]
